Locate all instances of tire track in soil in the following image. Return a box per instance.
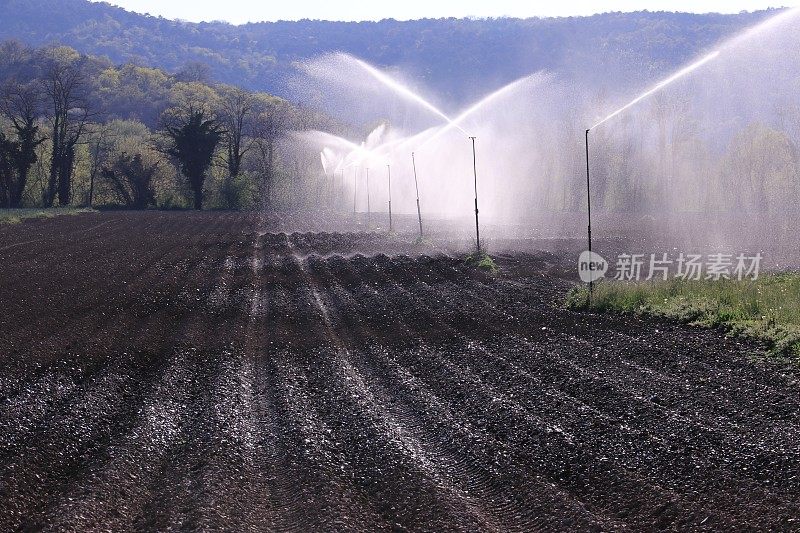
[346,252,795,463]
[306,258,648,523]
[0,214,254,530]
[2,221,799,531]
[318,245,798,529]
[412,258,780,524]
[434,270,796,525]
[126,231,259,531]
[294,242,608,531]
[473,337,800,529]
[0,216,232,445]
[569,323,800,441]
[302,249,744,528]
[543,332,800,456]
[0,350,170,531]
[303,256,615,531]
[433,277,800,476]
[252,233,385,531]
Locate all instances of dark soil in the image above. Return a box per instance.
[0,211,798,531]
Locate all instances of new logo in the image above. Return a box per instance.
[578,251,608,283]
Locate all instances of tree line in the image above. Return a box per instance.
[0,0,778,104]
[0,41,341,211]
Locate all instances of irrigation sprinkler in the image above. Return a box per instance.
[353,166,358,215]
[470,136,481,253]
[340,169,345,211]
[581,51,720,296]
[411,152,423,238]
[324,171,330,207]
[585,129,593,296]
[366,167,371,226]
[387,164,393,233]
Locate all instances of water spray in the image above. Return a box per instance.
[592,51,720,129]
[422,73,548,147]
[350,55,468,135]
[470,136,481,253]
[583,48,722,294]
[412,152,423,238]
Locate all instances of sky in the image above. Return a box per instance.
[93,0,799,24]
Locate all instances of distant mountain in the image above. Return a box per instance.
[0,0,779,103]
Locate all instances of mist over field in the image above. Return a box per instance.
[2,1,798,253]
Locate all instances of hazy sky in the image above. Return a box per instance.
[94,1,798,24]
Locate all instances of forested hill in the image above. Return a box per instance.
[0,0,779,102]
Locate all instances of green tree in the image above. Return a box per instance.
[1,80,45,207]
[0,132,15,207]
[721,122,797,212]
[101,152,158,209]
[165,108,224,210]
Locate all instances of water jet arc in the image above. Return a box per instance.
[592,51,720,129]
[349,55,468,135]
[424,73,546,146]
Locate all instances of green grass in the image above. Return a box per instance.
[0,207,95,225]
[566,274,800,360]
[464,251,499,274]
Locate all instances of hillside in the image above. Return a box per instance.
[0,0,780,103]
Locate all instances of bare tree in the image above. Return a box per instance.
[85,123,115,208]
[219,86,254,178]
[252,99,289,209]
[175,61,211,84]
[217,86,254,208]
[40,50,91,207]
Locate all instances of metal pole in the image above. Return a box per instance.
[585,129,593,296]
[387,164,393,233]
[412,152,423,238]
[324,171,329,208]
[366,167,371,226]
[470,137,480,253]
[353,166,357,215]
